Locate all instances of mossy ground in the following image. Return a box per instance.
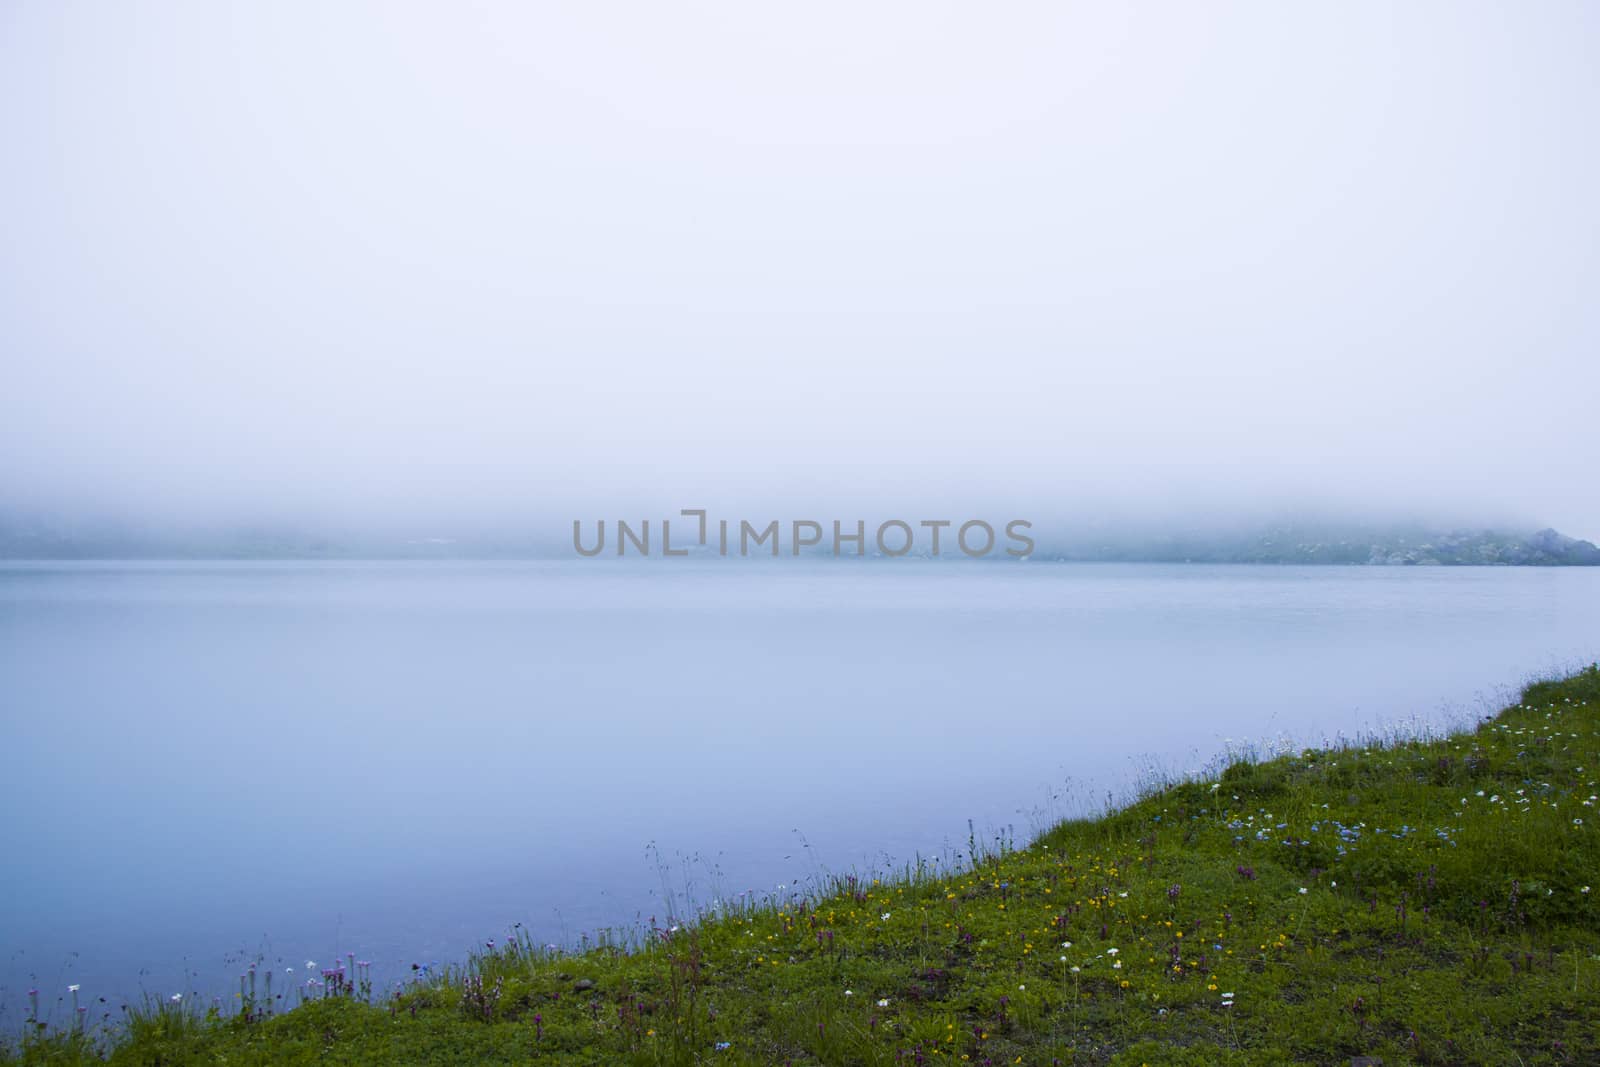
[10,667,1600,1066]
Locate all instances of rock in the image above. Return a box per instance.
[573,978,597,993]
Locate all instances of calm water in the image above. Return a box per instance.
[3,560,1598,1012]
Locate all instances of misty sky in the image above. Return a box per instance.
[3,2,1598,537]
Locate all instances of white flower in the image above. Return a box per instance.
[68,984,80,993]
[170,994,182,1002]
[876,998,890,1007]
[306,960,316,970]
[1070,966,1081,973]
[1583,886,1592,894]
[844,989,853,996]
[1018,984,1026,990]
[1061,940,1073,948]
[1113,960,1122,969]
[1298,887,1308,895]
[1330,881,1337,888]
[1060,955,1068,962]
[1107,947,1119,955]
[880,912,891,921]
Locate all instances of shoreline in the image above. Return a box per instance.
[9,665,1599,1064]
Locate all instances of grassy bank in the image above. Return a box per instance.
[10,667,1600,1066]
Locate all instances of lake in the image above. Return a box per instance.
[3,560,1598,1013]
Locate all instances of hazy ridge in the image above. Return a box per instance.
[2,515,1596,565]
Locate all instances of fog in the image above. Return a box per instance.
[3,2,1598,539]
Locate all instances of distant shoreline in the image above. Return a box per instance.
[1,554,1597,567]
[5,521,1597,566]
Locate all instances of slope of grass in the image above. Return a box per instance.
[9,666,1600,1065]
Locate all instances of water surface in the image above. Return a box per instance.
[3,560,1597,1011]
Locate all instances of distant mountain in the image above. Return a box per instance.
[1035,523,1600,566]
[0,517,536,560]
[1366,527,1600,566]
[0,515,1596,565]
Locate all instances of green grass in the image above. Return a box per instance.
[9,666,1600,1065]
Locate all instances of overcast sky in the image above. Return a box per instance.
[3,2,1597,538]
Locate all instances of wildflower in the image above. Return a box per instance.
[170,994,182,1003]
[68,984,80,993]
[1583,887,1592,894]
[1061,940,1073,948]
[877,998,890,1007]
[844,989,853,996]
[715,1042,731,1051]
[1107,947,1119,955]
[1298,887,1308,895]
